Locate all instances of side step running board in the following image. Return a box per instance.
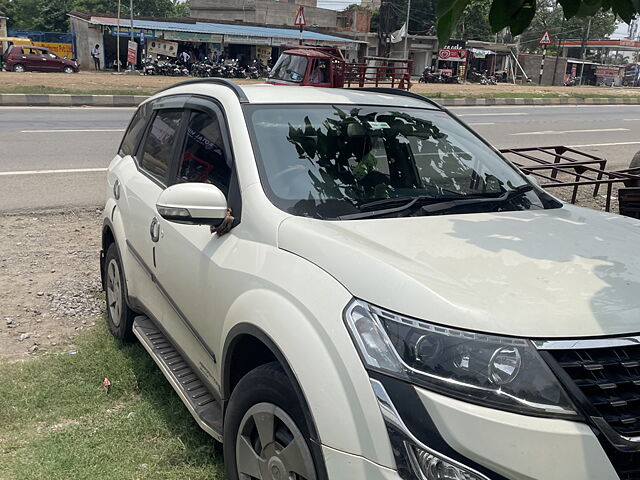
[132,316,223,441]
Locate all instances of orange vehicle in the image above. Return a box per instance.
[266,46,413,90]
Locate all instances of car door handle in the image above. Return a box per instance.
[150,217,160,243]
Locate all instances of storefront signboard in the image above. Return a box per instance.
[438,48,467,62]
[225,34,271,45]
[127,40,137,64]
[162,31,223,43]
[147,39,178,57]
[109,26,156,39]
[595,66,621,78]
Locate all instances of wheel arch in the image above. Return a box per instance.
[222,322,329,480]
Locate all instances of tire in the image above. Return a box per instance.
[103,243,136,342]
[628,151,640,187]
[224,362,320,480]
[12,64,25,73]
[63,66,74,74]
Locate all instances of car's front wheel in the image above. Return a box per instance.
[224,362,319,480]
[104,243,136,342]
[63,66,75,74]
[12,64,25,73]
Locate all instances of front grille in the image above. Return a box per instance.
[545,343,640,479]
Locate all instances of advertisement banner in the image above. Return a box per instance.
[33,42,73,58]
[595,66,621,78]
[438,48,467,62]
[163,31,222,43]
[255,45,272,63]
[127,40,137,65]
[147,39,178,57]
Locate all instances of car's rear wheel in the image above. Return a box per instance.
[224,362,319,480]
[63,66,74,74]
[104,243,136,342]
[12,64,25,73]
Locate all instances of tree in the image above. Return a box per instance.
[436,0,638,46]
[517,0,617,54]
[457,0,495,41]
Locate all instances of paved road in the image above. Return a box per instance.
[1,104,638,212]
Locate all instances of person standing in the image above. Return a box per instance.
[91,44,101,70]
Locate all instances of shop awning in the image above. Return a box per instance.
[69,13,360,46]
[470,48,495,58]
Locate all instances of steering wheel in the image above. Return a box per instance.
[270,165,309,193]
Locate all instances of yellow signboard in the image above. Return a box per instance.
[33,42,74,58]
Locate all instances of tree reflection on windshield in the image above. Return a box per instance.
[247,105,540,219]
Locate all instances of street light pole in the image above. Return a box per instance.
[403,0,411,60]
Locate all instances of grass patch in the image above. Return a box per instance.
[0,85,157,96]
[0,322,224,480]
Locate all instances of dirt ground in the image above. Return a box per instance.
[0,183,626,361]
[1,70,640,98]
[0,209,103,360]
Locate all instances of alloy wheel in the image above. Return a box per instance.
[106,259,122,327]
[236,402,316,480]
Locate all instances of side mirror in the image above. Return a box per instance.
[156,183,227,226]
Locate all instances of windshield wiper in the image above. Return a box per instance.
[419,184,534,215]
[337,184,534,220]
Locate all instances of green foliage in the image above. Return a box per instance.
[457,0,495,40]
[436,0,638,45]
[518,0,617,53]
[1,0,189,32]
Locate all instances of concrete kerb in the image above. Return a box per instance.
[0,93,639,107]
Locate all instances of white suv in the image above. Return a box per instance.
[101,80,640,480]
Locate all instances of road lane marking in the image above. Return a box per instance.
[567,141,640,147]
[624,118,640,121]
[512,128,629,135]
[468,122,496,126]
[20,129,125,133]
[0,167,107,176]
[458,113,528,117]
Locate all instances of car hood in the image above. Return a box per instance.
[278,205,640,338]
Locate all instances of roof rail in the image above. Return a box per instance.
[156,78,249,103]
[350,87,443,110]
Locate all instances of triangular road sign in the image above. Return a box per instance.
[539,30,552,45]
[294,6,306,26]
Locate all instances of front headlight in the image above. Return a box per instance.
[344,299,578,418]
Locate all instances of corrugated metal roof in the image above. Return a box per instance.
[87,16,358,43]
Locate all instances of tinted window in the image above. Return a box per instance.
[119,105,148,157]
[247,105,554,219]
[140,110,182,181]
[269,54,307,83]
[176,111,231,195]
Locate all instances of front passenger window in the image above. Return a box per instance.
[176,111,231,196]
[140,110,182,182]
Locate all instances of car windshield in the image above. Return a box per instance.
[246,105,558,220]
[269,54,308,83]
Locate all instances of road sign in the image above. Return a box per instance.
[294,6,306,26]
[539,30,552,45]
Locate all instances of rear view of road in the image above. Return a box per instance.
[0,104,638,213]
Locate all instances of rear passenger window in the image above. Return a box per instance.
[176,111,231,196]
[140,110,182,181]
[119,105,147,157]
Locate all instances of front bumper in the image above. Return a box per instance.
[371,373,620,480]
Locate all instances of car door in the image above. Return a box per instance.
[25,48,49,71]
[154,97,240,391]
[120,96,188,325]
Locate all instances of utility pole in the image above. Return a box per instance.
[129,0,134,70]
[578,18,591,86]
[403,0,411,60]
[116,0,121,73]
[552,17,565,86]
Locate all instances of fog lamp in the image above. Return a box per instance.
[413,447,484,480]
